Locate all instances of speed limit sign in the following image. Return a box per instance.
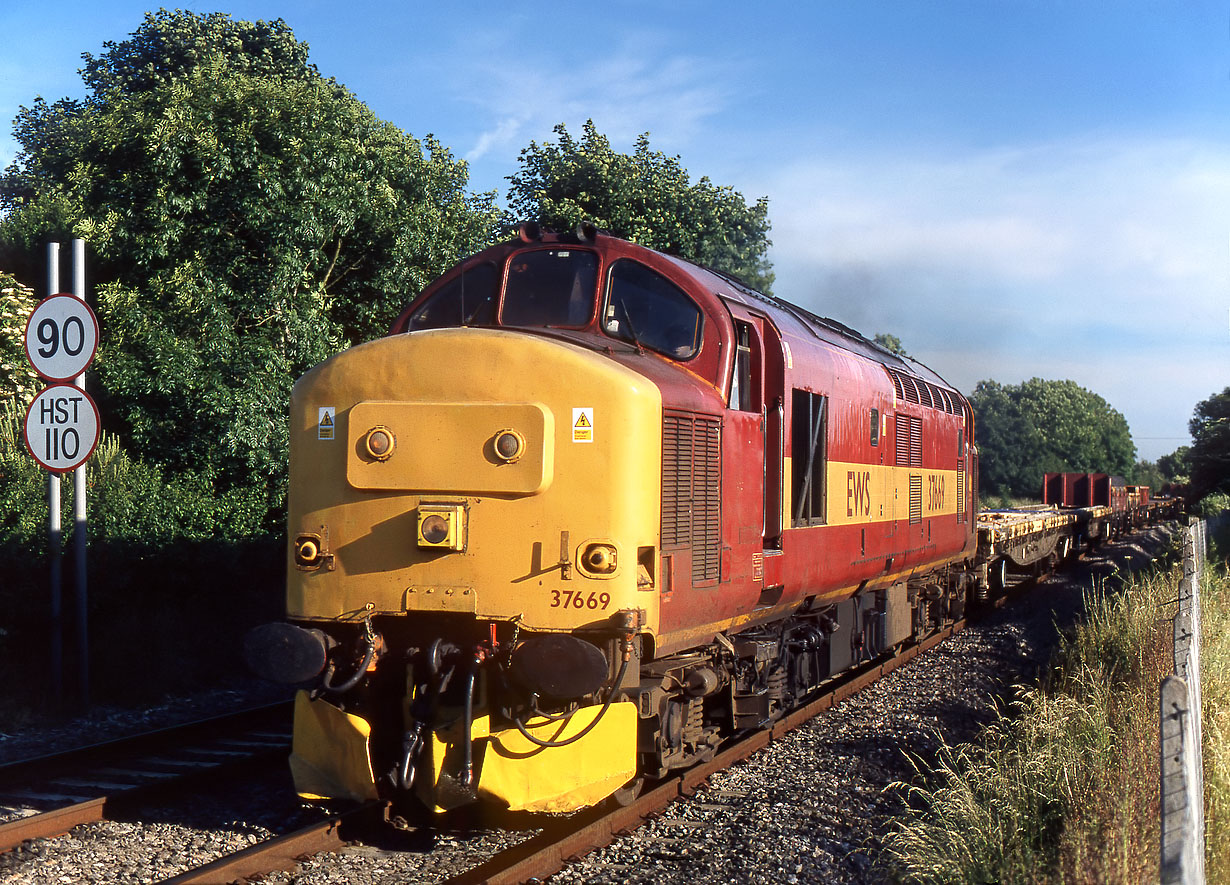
[24,293,98,381]
[23,384,101,473]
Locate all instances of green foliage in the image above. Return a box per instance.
[1,10,501,531]
[1194,491,1230,519]
[507,120,773,292]
[873,332,908,357]
[969,380,1049,499]
[0,272,38,403]
[1202,562,1230,883]
[1157,446,1191,485]
[1127,459,1164,491]
[0,391,284,712]
[0,396,266,546]
[971,378,1136,499]
[1188,387,1230,501]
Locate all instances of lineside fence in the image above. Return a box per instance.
[1159,517,1213,884]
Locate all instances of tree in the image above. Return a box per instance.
[1128,460,1165,492]
[1188,387,1230,501]
[0,272,38,403]
[507,120,774,292]
[874,333,908,357]
[1,11,501,533]
[968,380,1047,499]
[970,378,1135,499]
[1157,446,1191,485]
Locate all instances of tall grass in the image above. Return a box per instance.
[883,563,1179,884]
[1201,524,1230,882]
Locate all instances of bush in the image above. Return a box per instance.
[1194,491,1230,519]
[883,564,1179,883]
[0,399,284,711]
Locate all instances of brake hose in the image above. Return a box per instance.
[508,652,630,749]
[321,630,377,694]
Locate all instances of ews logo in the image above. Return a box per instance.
[846,470,871,518]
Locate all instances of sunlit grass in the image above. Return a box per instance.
[1201,523,1230,882]
[883,557,1181,884]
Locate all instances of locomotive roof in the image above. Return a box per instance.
[400,226,963,400]
[654,249,962,396]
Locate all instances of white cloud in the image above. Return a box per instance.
[446,28,733,174]
[754,135,1230,460]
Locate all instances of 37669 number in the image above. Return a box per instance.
[550,589,611,610]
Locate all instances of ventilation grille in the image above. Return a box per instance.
[662,411,721,583]
[909,475,923,524]
[957,458,966,524]
[885,367,959,415]
[895,414,923,468]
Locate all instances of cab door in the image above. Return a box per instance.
[724,306,787,590]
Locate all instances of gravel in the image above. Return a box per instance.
[0,526,1176,884]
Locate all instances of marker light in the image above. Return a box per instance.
[416,504,467,551]
[493,429,525,463]
[363,426,395,461]
[582,543,618,575]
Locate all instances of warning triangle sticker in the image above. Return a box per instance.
[574,412,591,428]
[320,412,334,427]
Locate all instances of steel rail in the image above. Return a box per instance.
[163,803,385,885]
[0,701,292,852]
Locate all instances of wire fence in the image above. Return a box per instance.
[1159,517,1211,885]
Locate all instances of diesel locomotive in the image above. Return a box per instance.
[244,223,982,813]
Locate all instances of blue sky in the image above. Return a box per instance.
[1,1,1227,462]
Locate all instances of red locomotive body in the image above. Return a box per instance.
[249,226,985,810]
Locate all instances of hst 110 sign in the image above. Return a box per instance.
[24,384,101,473]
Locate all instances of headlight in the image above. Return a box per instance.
[492,428,525,463]
[417,504,466,551]
[580,542,618,575]
[362,425,395,461]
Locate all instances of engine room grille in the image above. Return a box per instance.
[909,475,923,524]
[662,411,722,583]
[884,367,959,415]
[895,414,923,468]
[957,458,966,524]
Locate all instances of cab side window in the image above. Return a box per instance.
[603,260,701,360]
[406,262,499,331]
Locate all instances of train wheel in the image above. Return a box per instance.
[989,558,1008,593]
[611,776,644,807]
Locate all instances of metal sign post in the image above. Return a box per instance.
[27,240,96,706]
[44,243,62,705]
[73,238,89,706]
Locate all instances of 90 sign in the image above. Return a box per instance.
[24,294,98,382]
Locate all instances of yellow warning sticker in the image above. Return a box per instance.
[318,406,335,440]
[572,407,593,443]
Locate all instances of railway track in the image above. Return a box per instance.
[0,701,292,852]
[161,613,976,884]
[2,526,1175,883]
